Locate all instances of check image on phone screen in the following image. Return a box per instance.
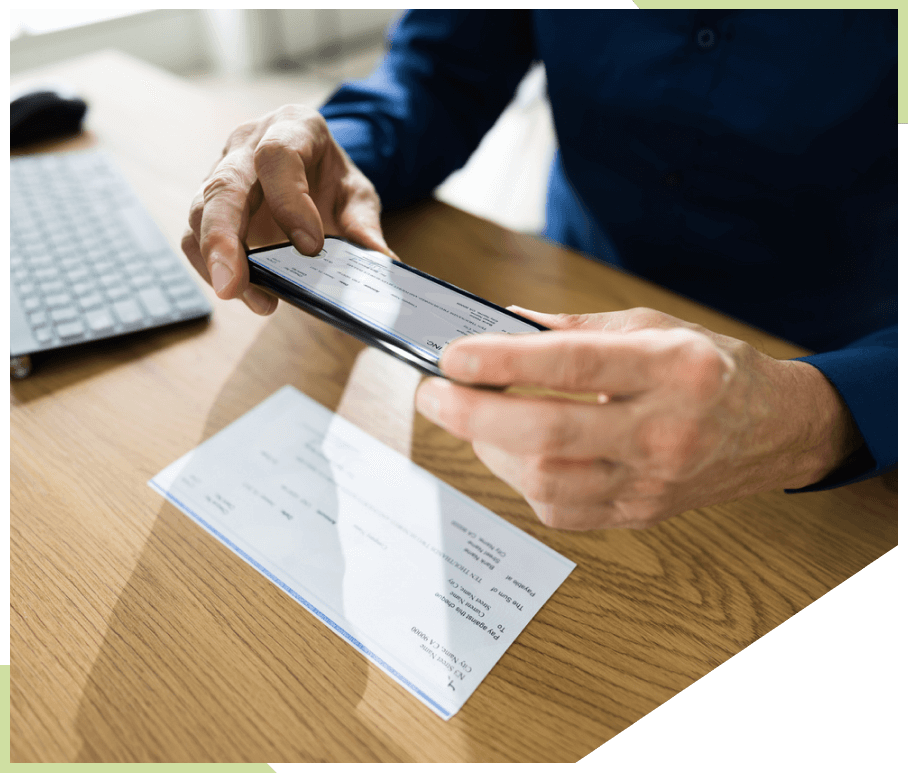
[248,239,541,362]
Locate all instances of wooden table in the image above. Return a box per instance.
[10,52,898,763]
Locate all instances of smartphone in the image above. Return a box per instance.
[246,236,547,379]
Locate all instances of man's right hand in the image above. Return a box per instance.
[182,104,394,315]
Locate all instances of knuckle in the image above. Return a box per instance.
[202,165,249,203]
[286,106,329,142]
[520,458,562,504]
[672,334,730,402]
[272,103,302,121]
[304,108,328,134]
[252,136,288,169]
[271,103,318,122]
[224,119,263,155]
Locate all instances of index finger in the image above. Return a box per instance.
[440,329,700,394]
[254,124,326,256]
[199,150,258,299]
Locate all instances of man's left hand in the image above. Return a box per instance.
[415,307,861,530]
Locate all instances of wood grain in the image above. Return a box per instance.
[10,52,897,763]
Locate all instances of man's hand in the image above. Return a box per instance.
[182,105,394,315]
[415,307,862,530]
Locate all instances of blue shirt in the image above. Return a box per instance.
[321,10,897,489]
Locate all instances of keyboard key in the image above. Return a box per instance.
[66,268,92,284]
[29,310,48,327]
[34,267,59,282]
[17,282,37,298]
[72,281,95,296]
[38,280,66,296]
[23,297,42,313]
[55,320,86,340]
[60,257,83,271]
[78,293,104,311]
[138,287,173,318]
[86,309,115,333]
[113,299,144,326]
[100,274,125,289]
[105,285,131,301]
[34,327,54,344]
[131,271,155,287]
[44,293,72,308]
[29,255,55,269]
[51,306,80,323]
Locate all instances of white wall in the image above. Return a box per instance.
[10,9,402,78]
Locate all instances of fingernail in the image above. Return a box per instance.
[210,262,234,296]
[415,383,441,422]
[292,230,318,255]
[508,305,542,319]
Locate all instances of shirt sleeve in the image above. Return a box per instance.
[319,10,535,208]
[786,325,897,492]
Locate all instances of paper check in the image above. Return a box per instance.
[149,385,575,719]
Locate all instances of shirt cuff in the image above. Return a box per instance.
[785,338,896,492]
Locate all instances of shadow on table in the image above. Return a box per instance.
[69,308,426,762]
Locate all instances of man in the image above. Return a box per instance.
[182,10,896,530]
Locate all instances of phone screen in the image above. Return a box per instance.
[247,237,545,377]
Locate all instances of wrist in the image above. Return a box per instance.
[766,358,863,490]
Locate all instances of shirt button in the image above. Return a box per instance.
[697,27,716,49]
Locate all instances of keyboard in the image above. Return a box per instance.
[10,149,211,377]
